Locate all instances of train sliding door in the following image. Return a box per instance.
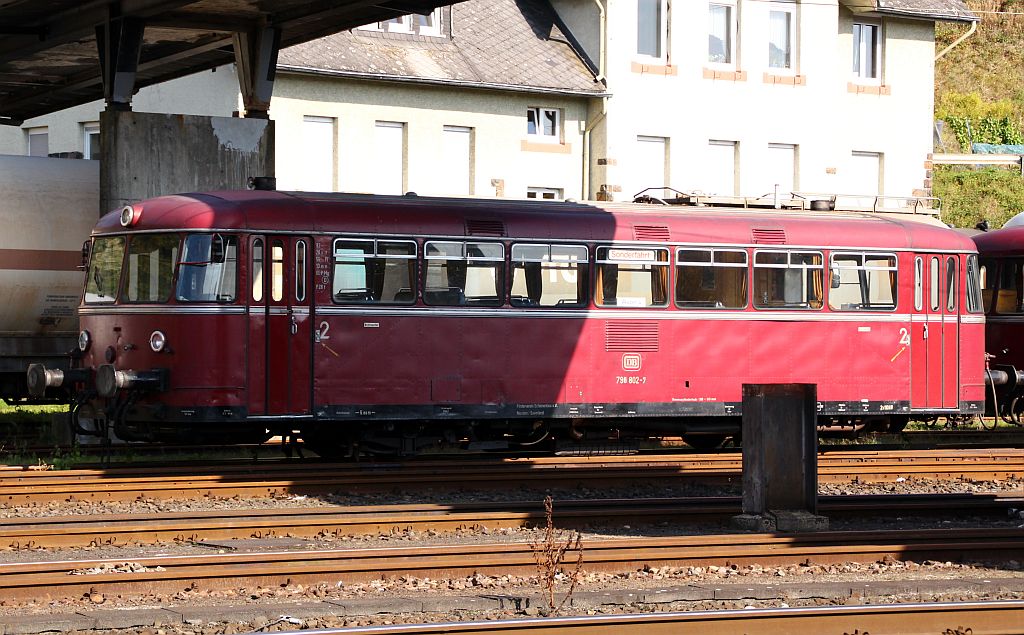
[247,235,313,416]
[910,254,959,410]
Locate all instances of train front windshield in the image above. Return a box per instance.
[83,233,238,304]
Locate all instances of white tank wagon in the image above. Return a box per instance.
[0,155,98,401]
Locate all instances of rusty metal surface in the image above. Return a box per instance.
[2,494,1021,549]
[2,449,1022,504]
[274,602,1024,634]
[0,528,1021,601]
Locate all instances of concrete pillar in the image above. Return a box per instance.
[99,110,274,215]
[732,383,829,532]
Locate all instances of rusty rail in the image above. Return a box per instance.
[1,528,1021,601]
[276,602,1024,634]
[1,450,1021,504]
[2,493,1020,550]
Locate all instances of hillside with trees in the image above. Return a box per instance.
[933,0,1024,228]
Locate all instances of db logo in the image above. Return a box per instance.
[621,353,642,372]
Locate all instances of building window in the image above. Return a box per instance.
[637,0,667,59]
[768,4,795,70]
[631,136,668,200]
[527,187,563,200]
[852,21,880,81]
[300,116,335,192]
[527,107,560,143]
[708,2,736,65]
[83,122,100,160]
[440,126,472,196]
[764,143,797,196]
[27,127,48,157]
[357,9,442,37]
[850,151,882,197]
[704,140,738,196]
[372,121,406,195]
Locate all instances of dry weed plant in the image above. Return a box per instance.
[530,495,584,613]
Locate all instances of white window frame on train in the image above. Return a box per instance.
[674,247,748,309]
[332,238,418,305]
[827,252,898,312]
[122,234,180,304]
[176,233,238,303]
[424,240,504,307]
[510,243,589,308]
[752,250,823,310]
[84,236,126,304]
[595,245,670,308]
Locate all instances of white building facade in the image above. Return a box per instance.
[0,0,975,205]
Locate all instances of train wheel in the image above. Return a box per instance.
[681,434,727,451]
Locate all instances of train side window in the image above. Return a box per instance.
[510,243,588,308]
[177,234,238,303]
[85,236,126,304]
[914,257,923,311]
[252,239,264,302]
[945,257,957,312]
[595,246,670,308]
[122,234,179,303]
[966,255,984,314]
[295,240,307,302]
[828,252,897,311]
[332,238,417,304]
[424,241,503,306]
[995,258,1023,314]
[752,250,823,309]
[929,256,940,311]
[675,248,747,309]
[271,240,284,302]
[977,257,995,313]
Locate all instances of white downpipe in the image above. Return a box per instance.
[935,20,977,61]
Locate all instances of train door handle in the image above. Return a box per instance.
[290,315,298,335]
[922,324,928,340]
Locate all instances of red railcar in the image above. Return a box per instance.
[31,191,986,453]
[972,216,1024,421]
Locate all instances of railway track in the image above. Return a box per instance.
[271,602,1024,635]
[2,493,1020,550]
[1,449,1021,504]
[1,528,1020,601]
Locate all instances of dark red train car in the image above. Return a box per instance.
[31,191,986,454]
[972,216,1024,421]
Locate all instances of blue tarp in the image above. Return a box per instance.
[971,143,1024,154]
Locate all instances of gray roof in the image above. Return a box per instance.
[848,0,978,22]
[276,0,605,96]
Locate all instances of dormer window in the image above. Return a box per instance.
[357,9,443,37]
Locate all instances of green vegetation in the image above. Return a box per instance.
[934,1,1024,228]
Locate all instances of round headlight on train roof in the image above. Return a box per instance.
[149,330,167,353]
[119,205,141,227]
[77,330,91,352]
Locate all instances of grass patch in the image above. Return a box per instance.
[934,165,1024,228]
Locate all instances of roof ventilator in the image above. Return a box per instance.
[465,219,506,237]
[634,225,671,241]
[751,228,787,244]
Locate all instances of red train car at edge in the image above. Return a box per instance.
[30,190,986,454]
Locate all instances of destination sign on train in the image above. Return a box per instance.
[607,248,658,261]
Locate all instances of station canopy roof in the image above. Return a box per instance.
[0,0,452,125]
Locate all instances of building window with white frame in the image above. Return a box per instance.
[440,125,473,196]
[704,140,738,196]
[632,136,669,199]
[83,122,100,160]
[300,116,336,192]
[708,2,736,65]
[637,0,667,59]
[849,151,883,197]
[527,107,560,143]
[26,127,48,157]
[768,4,796,71]
[372,121,406,195]
[852,21,880,81]
[764,143,797,196]
[527,187,563,200]
[357,9,442,36]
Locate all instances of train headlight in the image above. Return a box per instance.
[77,330,91,352]
[149,330,167,353]
[119,205,141,227]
